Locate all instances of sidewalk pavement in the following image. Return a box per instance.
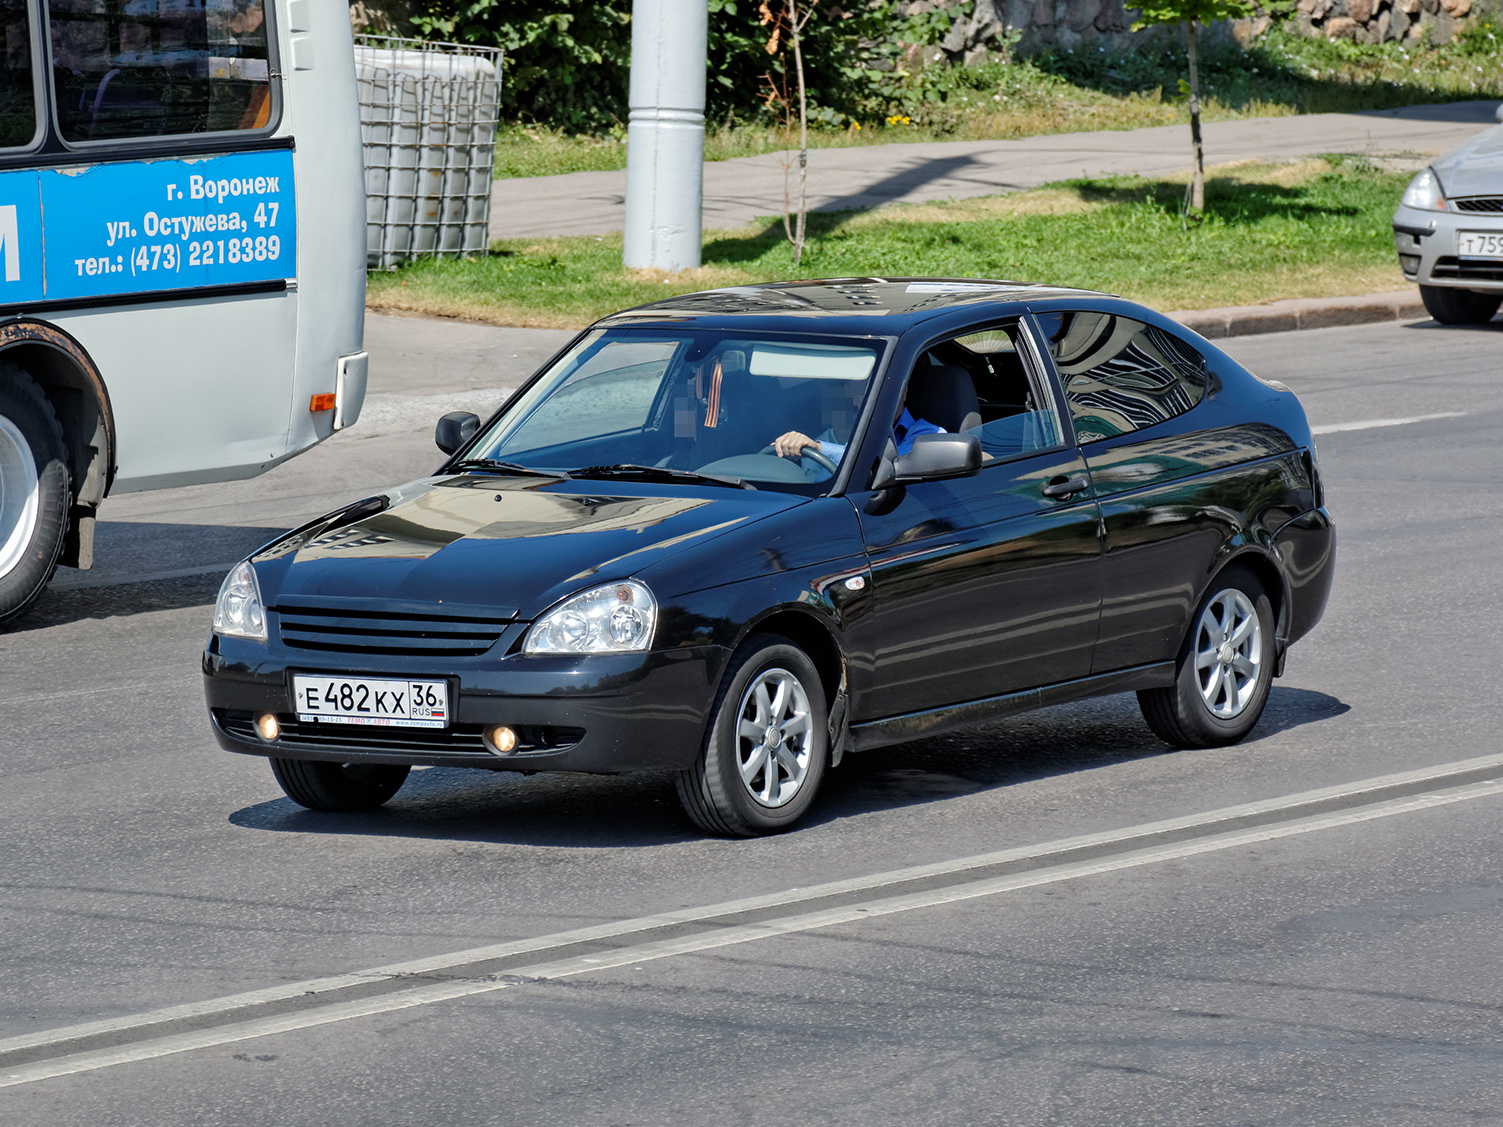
[490,101,1499,240]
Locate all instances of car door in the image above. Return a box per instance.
[844,319,1103,720]
[1033,306,1264,674]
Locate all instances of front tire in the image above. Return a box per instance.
[1420,285,1502,325]
[1137,568,1275,748]
[676,634,828,836]
[270,758,410,812]
[0,367,71,627]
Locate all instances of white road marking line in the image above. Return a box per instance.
[1311,410,1465,434]
[5,776,1502,1089]
[4,753,1503,1088]
[47,564,238,591]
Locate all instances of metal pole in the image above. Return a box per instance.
[623,0,707,271]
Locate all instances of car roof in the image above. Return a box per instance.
[594,278,1109,334]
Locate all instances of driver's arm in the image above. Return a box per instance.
[773,430,819,458]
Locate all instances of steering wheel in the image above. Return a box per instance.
[758,443,838,476]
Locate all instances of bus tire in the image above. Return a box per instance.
[0,367,71,627]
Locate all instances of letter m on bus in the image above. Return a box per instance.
[0,205,18,282]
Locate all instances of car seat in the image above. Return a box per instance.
[907,364,981,434]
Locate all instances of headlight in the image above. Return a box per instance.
[1401,168,1447,211]
[525,581,657,654]
[213,561,267,641]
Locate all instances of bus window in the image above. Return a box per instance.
[47,0,275,143]
[0,0,35,148]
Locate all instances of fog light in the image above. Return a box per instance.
[255,712,280,742]
[1398,253,1421,274]
[484,725,518,754]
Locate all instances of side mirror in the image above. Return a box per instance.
[869,432,982,490]
[435,411,481,455]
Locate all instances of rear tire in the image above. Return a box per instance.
[676,634,828,836]
[0,367,71,627]
[270,758,410,812]
[1137,568,1275,749]
[1420,285,1502,325]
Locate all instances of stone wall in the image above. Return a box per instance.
[898,0,1498,58]
[1291,0,1482,45]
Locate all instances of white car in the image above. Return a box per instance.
[1394,105,1503,324]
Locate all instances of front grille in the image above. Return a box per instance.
[1454,197,1503,213]
[1431,255,1503,282]
[274,598,513,657]
[215,710,584,758]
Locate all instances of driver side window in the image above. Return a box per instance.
[907,322,1064,462]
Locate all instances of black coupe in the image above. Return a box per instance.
[204,280,1335,835]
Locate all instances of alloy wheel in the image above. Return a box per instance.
[734,667,813,808]
[1193,587,1263,719]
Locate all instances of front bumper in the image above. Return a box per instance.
[1394,203,1503,292]
[203,637,731,774]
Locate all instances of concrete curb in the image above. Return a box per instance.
[1168,288,1426,340]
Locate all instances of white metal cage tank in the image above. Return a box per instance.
[354,36,503,268]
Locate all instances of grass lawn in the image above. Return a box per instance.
[494,25,1503,178]
[367,157,1411,329]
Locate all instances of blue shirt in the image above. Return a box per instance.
[818,408,945,461]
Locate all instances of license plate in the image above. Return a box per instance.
[293,675,449,728]
[1457,230,1503,259]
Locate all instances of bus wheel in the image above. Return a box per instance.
[0,367,71,627]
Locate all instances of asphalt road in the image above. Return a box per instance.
[3,314,1503,1124]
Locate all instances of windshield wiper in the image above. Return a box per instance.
[448,458,572,479]
[572,463,754,490]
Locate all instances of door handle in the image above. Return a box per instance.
[1042,474,1089,499]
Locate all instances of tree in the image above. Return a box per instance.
[1132,0,1256,215]
[759,0,814,266]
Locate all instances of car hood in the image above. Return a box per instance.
[251,475,806,618]
[1434,126,1503,199]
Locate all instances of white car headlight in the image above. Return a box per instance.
[213,561,267,641]
[525,581,657,654]
[1401,168,1447,211]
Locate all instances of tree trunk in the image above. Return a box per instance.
[1186,18,1204,214]
[789,3,809,266]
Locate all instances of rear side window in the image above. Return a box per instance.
[0,0,36,148]
[1038,310,1208,444]
[48,0,274,143]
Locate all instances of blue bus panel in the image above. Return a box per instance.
[0,150,296,306]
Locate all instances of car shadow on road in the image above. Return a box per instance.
[1403,318,1503,332]
[226,686,1349,848]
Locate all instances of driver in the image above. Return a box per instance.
[773,380,944,464]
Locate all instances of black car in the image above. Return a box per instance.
[204,279,1335,836]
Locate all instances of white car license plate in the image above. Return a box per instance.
[1457,230,1503,259]
[293,675,449,728]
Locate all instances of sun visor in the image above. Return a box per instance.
[746,344,877,380]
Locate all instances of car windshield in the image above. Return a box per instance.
[466,329,888,493]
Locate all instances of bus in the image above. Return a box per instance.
[0,0,366,624]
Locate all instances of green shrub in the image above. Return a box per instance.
[410,0,894,133]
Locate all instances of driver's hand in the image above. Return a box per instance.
[774,430,818,459]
